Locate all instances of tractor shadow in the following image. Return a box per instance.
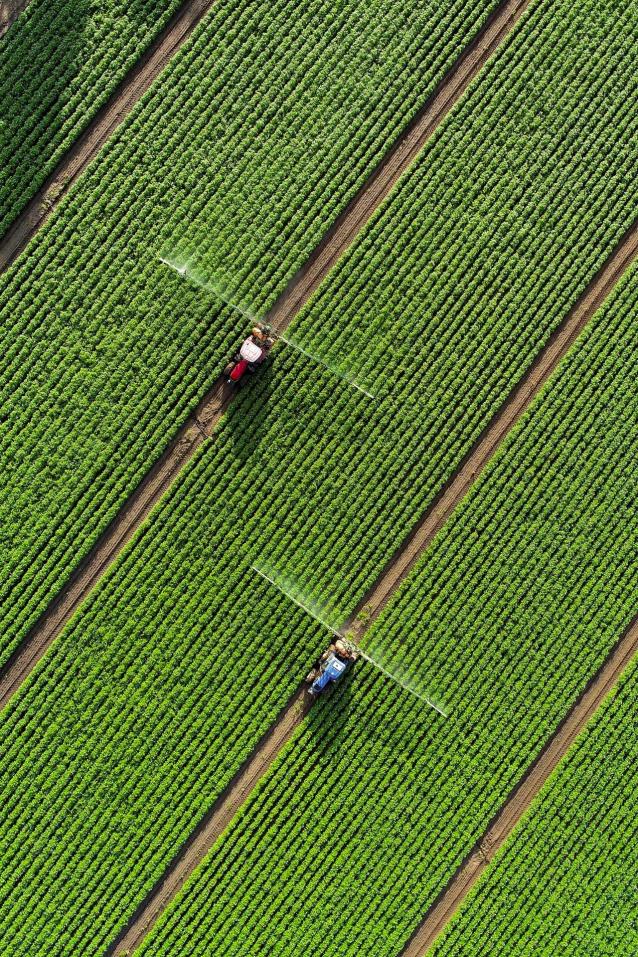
[223,361,276,463]
[302,670,359,760]
[303,659,438,769]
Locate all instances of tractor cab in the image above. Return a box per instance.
[306,639,359,697]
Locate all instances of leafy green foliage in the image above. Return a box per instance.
[427,658,638,956]
[0,0,182,236]
[0,0,500,669]
[2,1,638,954]
[133,221,638,957]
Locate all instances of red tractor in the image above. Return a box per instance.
[224,322,275,384]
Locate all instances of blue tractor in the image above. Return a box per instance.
[306,638,359,696]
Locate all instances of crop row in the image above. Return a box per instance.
[427,656,638,956]
[1,0,638,952]
[0,0,183,237]
[0,0,501,669]
[133,228,638,956]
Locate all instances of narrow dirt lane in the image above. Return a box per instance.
[399,610,638,957]
[0,0,29,38]
[349,218,638,633]
[0,0,533,710]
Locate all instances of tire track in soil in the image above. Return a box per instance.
[0,0,31,39]
[348,218,638,635]
[0,0,215,271]
[0,0,530,273]
[0,0,534,709]
[399,610,638,957]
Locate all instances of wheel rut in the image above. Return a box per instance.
[399,610,638,957]
[108,689,308,957]
[0,0,216,271]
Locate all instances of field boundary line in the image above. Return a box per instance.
[0,385,227,710]
[399,611,638,957]
[349,218,638,633]
[108,689,307,957]
[0,0,215,270]
[0,0,533,708]
[0,0,30,38]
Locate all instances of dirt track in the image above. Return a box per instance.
[350,218,638,632]
[0,0,30,38]
[0,0,533,711]
[0,0,215,271]
[399,610,638,957]
[0,385,225,710]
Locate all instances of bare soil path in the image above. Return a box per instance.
[349,218,638,633]
[0,0,30,39]
[0,0,533,709]
[399,610,638,957]
[0,385,224,710]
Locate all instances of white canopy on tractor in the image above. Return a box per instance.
[240,338,263,363]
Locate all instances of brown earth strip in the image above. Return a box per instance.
[267,0,533,328]
[0,383,226,710]
[0,0,534,710]
[0,0,215,272]
[0,0,30,39]
[0,0,533,277]
[399,610,638,957]
[108,689,308,957]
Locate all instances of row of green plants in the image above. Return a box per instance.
[427,657,638,956]
[0,0,182,237]
[2,0,638,952]
[133,234,638,957]
[0,0,501,669]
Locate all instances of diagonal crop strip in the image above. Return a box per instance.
[401,609,638,957]
[7,155,632,711]
[106,689,307,957]
[0,0,216,270]
[102,219,638,956]
[348,217,638,633]
[0,0,533,709]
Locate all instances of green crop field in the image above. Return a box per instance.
[427,656,638,957]
[131,232,638,957]
[0,0,183,236]
[1,0,638,955]
[0,0,501,670]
